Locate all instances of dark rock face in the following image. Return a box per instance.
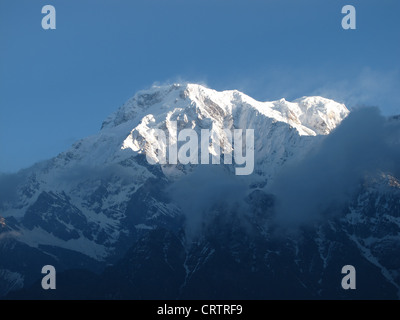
[23,191,87,241]
[6,177,400,300]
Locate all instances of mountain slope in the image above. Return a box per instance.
[1,83,399,299]
[0,83,348,259]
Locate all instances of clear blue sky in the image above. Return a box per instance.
[1,0,399,172]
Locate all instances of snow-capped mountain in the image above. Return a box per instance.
[1,83,399,299]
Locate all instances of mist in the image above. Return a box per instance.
[166,165,248,240]
[270,107,400,227]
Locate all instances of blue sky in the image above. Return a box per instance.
[0,0,399,172]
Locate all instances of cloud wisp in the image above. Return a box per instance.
[270,107,400,227]
[166,165,248,240]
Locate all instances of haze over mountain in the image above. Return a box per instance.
[1,83,399,299]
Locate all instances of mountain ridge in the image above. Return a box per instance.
[1,83,399,299]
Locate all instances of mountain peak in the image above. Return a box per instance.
[101,83,186,130]
[4,82,399,301]
[51,83,350,181]
[101,83,349,137]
